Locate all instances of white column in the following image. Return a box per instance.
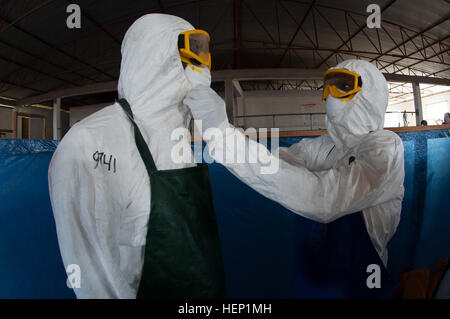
[412,82,423,126]
[238,95,246,128]
[11,107,17,138]
[53,98,61,140]
[224,79,234,124]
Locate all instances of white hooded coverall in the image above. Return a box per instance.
[48,14,196,298]
[187,60,405,266]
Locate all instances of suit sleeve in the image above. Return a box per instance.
[206,127,404,223]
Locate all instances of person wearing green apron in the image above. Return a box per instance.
[118,98,225,298]
[49,14,225,299]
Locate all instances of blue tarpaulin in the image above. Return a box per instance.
[0,129,449,298]
[0,140,75,298]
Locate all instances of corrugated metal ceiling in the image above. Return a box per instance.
[0,0,448,106]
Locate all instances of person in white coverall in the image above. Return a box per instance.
[184,59,405,274]
[48,14,225,299]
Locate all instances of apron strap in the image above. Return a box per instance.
[117,98,157,173]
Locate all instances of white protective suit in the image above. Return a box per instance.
[185,59,405,266]
[48,14,196,298]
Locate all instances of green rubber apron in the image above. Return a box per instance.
[117,99,226,299]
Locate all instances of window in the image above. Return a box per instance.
[425,101,449,125]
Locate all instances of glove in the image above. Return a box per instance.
[183,86,229,136]
[184,65,211,88]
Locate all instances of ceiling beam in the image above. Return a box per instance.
[283,0,422,37]
[278,0,315,66]
[233,0,242,68]
[383,73,450,85]
[0,53,80,87]
[2,79,45,94]
[0,97,16,107]
[278,0,324,67]
[15,68,450,106]
[315,0,397,68]
[212,45,450,67]
[0,0,55,34]
[0,36,98,84]
[16,80,117,106]
[0,1,98,83]
[378,35,450,74]
[0,15,115,80]
[213,68,323,81]
[369,14,450,65]
[64,0,121,45]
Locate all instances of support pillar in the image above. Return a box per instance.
[12,108,17,139]
[53,98,61,140]
[412,82,423,126]
[225,79,234,124]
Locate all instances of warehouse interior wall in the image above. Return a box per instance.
[4,86,449,140]
[17,107,51,139]
[18,106,70,140]
[69,103,111,127]
[387,89,450,127]
[0,107,13,139]
[0,106,70,140]
[235,90,325,131]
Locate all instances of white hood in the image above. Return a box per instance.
[118,14,195,169]
[326,60,389,150]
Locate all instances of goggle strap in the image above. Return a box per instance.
[339,93,352,99]
[190,57,201,66]
[178,34,185,50]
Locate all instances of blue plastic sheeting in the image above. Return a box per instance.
[417,138,450,268]
[0,129,449,298]
[0,140,75,298]
[258,130,450,271]
[0,139,59,155]
[209,164,297,298]
[387,130,450,278]
[211,130,450,297]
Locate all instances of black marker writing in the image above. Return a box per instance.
[93,151,117,173]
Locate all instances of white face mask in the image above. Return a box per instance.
[326,95,347,118]
[184,65,211,88]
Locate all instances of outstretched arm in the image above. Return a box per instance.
[184,86,405,223]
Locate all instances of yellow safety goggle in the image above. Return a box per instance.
[322,68,362,102]
[178,29,211,71]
